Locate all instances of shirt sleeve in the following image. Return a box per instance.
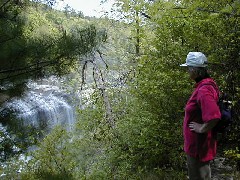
[197,85,221,122]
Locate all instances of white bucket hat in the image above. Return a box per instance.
[180,52,208,67]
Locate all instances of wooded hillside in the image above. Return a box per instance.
[1,0,240,179]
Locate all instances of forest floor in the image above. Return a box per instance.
[211,156,235,180]
[211,140,240,180]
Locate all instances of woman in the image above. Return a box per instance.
[180,52,221,180]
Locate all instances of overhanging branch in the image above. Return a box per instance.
[0,54,66,82]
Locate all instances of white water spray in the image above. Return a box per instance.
[3,80,75,131]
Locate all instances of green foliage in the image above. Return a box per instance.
[2,0,240,179]
[0,155,26,180]
[110,97,185,175]
[0,114,43,162]
[19,106,110,179]
[224,148,240,178]
[17,82,187,179]
[225,148,240,162]
[146,0,240,169]
[20,126,75,180]
[0,129,16,161]
[0,1,106,95]
[100,0,240,176]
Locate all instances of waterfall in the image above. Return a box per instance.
[0,78,76,177]
[2,80,75,131]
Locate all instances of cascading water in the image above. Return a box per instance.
[6,93,74,131]
[1,79,75,131]
[0,78,76,177]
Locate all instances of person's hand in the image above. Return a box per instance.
[189,122,203,133]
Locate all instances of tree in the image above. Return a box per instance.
[112,0,151,56]
[0,0,106,97]
[140,0,240,168]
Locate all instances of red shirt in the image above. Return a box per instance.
[183,78,221,162]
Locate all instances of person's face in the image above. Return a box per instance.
[187,66,198,80]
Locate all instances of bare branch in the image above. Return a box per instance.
[0,60,52,74]
[96,49,108,69]
[80,61,88,90]
[0,54,66,82]
[89,56,115,129]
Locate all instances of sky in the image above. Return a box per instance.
[54,0,115,17]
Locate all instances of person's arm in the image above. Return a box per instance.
[188,119,219,133]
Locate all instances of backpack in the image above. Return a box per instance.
[213,92,233,134]
[198,84,233,134]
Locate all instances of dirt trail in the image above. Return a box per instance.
[211,157,234,180]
